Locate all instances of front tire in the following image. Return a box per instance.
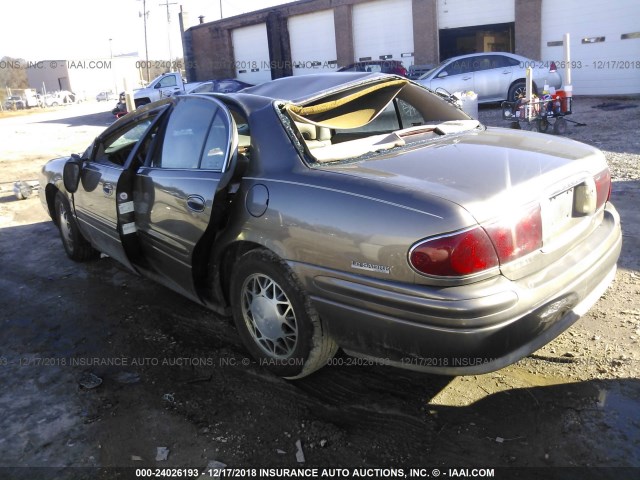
[54,192,98,262]
[230,249,337,379]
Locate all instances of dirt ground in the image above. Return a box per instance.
[0,98,638,480]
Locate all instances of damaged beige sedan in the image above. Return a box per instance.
[39,73,621,378]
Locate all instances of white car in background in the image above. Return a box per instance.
[96,91,117,102]
[417,52,562,103]
[43,91,76,107]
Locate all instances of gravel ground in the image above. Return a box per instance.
[477,95,640,180]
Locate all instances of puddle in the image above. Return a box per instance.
[593,384,640,464]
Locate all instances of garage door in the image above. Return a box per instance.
[352,0,414,68]
[437,0,514,29]
[231,23,272,84]
[288,10,338,76]
[541,0,640,95]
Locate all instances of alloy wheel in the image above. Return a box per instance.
[240,273,298,358]
[58,202,75,252]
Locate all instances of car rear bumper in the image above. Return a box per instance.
[291,204,621,375]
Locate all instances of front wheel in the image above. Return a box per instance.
[54,192,98,262]
[230,249,337,379]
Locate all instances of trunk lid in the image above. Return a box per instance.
[321,127,606,222]
[320,127,609,278]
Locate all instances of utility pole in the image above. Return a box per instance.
[109,38,118,95]
[138,0,150,82]
[159,0,177,66]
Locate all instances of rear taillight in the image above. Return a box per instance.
[410,205,543,277]
[594,168,611,209]
[410,227,499,277]
[549,61,557,73]
[484,204,543,264]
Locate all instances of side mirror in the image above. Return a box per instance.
[63,154,84,193]
[437,71,449,79]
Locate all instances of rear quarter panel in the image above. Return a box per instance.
[216,104,476,284]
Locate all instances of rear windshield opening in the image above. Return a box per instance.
[286,81,479,164]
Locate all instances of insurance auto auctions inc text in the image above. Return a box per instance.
[219,468,495,478]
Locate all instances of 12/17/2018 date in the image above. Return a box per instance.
[401,357,449,367]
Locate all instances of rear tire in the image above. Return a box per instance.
[54,192,98,262]
[508,81,526,103]
[508,80,538,103]
[230,249,337,379]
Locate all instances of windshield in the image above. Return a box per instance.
[417,60,448,80]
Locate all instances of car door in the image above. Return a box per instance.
[472,54,514,102]
[156,74,182,98]
[133,96,238,299]
[427,58,474,95]
[73,107,167,271]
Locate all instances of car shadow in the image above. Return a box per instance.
[35,110,115,128]
[425,377,640,468]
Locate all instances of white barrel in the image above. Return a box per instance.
[453,91,478,119]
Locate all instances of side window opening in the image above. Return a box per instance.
[94,116,156,167]
[397,98,425,128]
[200,112,229,170]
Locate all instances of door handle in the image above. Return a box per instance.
[463,76,472,80]
[103,182,114,196]
[186,194,205,212]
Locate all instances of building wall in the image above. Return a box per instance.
[413,0,439,66]
[541,0,640,94]
[514,0,541,60]
[334,4,355,68]
[26,57,140,97]
[185,0,640,94]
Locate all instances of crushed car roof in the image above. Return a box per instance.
[240,72,396,104]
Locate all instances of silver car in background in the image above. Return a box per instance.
[417,52,562,103]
